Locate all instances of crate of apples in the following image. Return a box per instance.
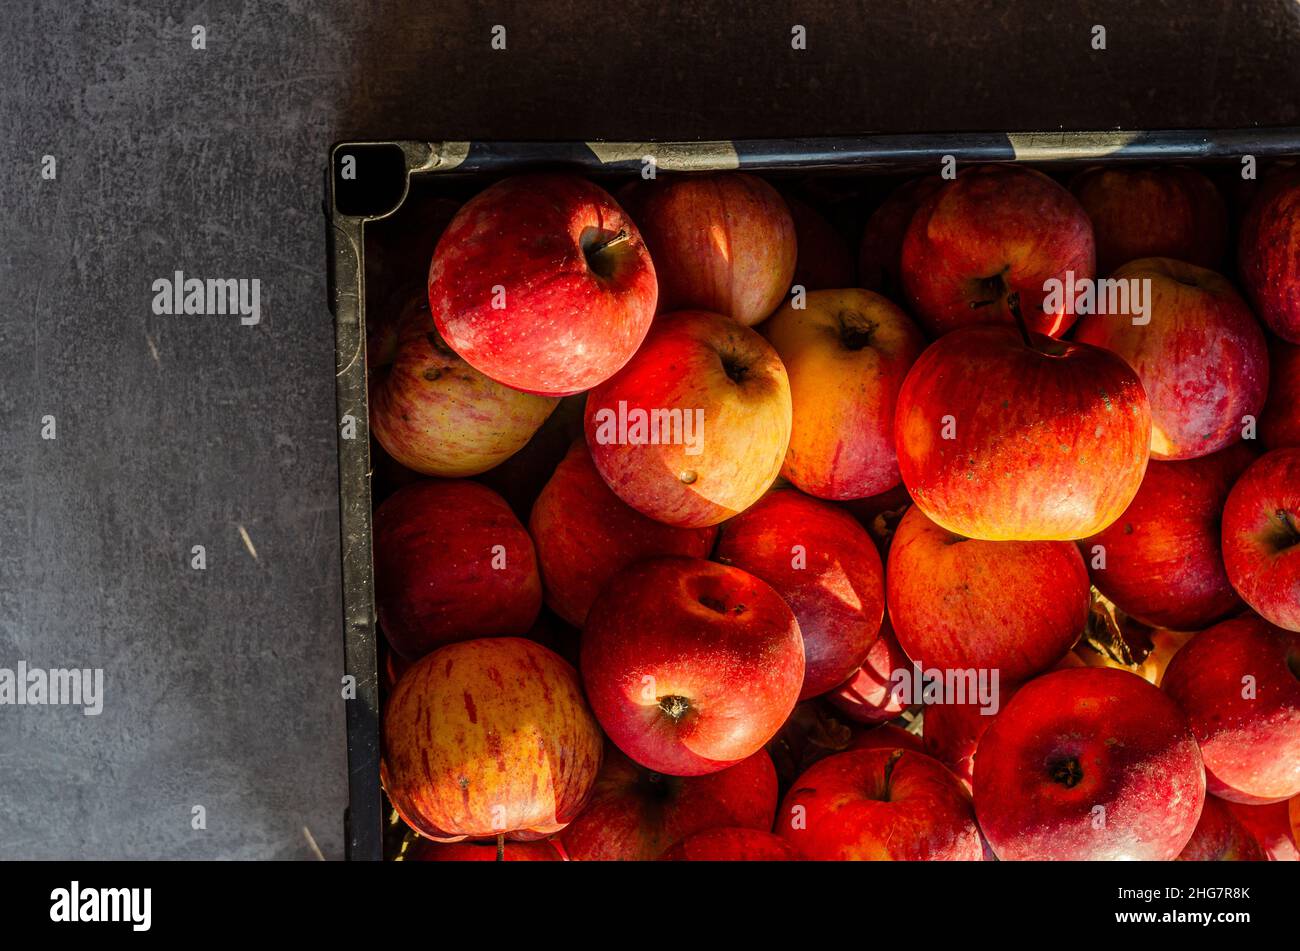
[366,161,1300,861]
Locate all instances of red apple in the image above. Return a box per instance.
[761,289,925,499]
[848,723,925,754]
[973,667,1204,860]
[559,745,777,861]
[1176,795,1265,861]
[530,439,718,626]
[1262,336,1300,450]
[1225,799,1300,861]
[1162,615,1300,804]
[428,173,657,395]
[1239,167,1300,343]
[777,749,982,860]
[887,504,1089,684]
[581,557,804,776]
[785,196,855,291]
[895,324,1151,541]
[369,290,559,476]
[858,176,942,298]
[373,480,541,660]
[1070,166,1228,275]
[826,618,912,725]
[625,173,795,326]
[659,828,801,861]
[900,165,1095,338]
[1222,448,1300,631]
[714,488,884,699]
[1083,443,1257,630]
[382,637,603,841]
[584,309,791,528]
[1073,258,1268,460]
[407,838,563,861]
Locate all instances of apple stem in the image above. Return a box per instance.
[586,228,629,257]
[1005,291,1036,350]
[496,833,505,862]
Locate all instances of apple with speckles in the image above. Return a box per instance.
[1239,167,1300,343]
[1222,449,1300,631]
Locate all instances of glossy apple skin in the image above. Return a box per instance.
[530,440,717,626]
[1176,795,1266,861]
[1073,258,1268,460]
[559,745,778,861]
[660,828,801,861]
[848,723,925,755]
[1239,168,1300,343]
[369,292,559,477]
[1162,616,1300,804]
[900,165,1095,338]
[895,324,1151,541]
[1070,166,1228,275]
[373,481,541,660]
[826,618,912,724]
[762,289,925,500]
[581,557,805,776]
[778,749,982,860]
[714,489,884,699]
[1225,799,1300,861]
[858,176,942,298]
[974,667,1204,860]
[429,174,657,395]
[584,310,792,528]
[786,196,855,291]
[888,504,1089,684]
[1084,443,1257,630]
[625,173,795,326]
[1262,337,1300,450]
[1222,449,1300,631]
[382,637,603,841]
[407,839,563,861]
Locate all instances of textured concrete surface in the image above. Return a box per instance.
[0,0,1297,860]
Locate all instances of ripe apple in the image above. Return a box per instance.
[1262,336,1300,450]
[373,480,541,660]
[530,439,718,626]
[887,504,1089,684]
[1225,799,1300,861]
[428,173,657,395]
[559,744,777,861]
[1073,258,1268,460]
[1070,166,1228,275]
[580,557,804,776]
[973,667,1204,860]
[659,828,801,861]
[785,195,855,291]
[407,839,563,861]
[714,488,884,698]
[584,309,792,528]
[382,637,603,841]
[900,165,1095,338]
[761,289,925,500]
[777,748,982,860]
[858,176,942,298]
[1084,442,1257,630]
[1221,448,1300,631]
[369,290,559,477]
[848,723,925,754]
[1238,167,1300,343]
[1176,795,1265,861]
[826,618,912,724]
[1161,615,1300,804]
[624,173,795,326]
[895,324,1151,541]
